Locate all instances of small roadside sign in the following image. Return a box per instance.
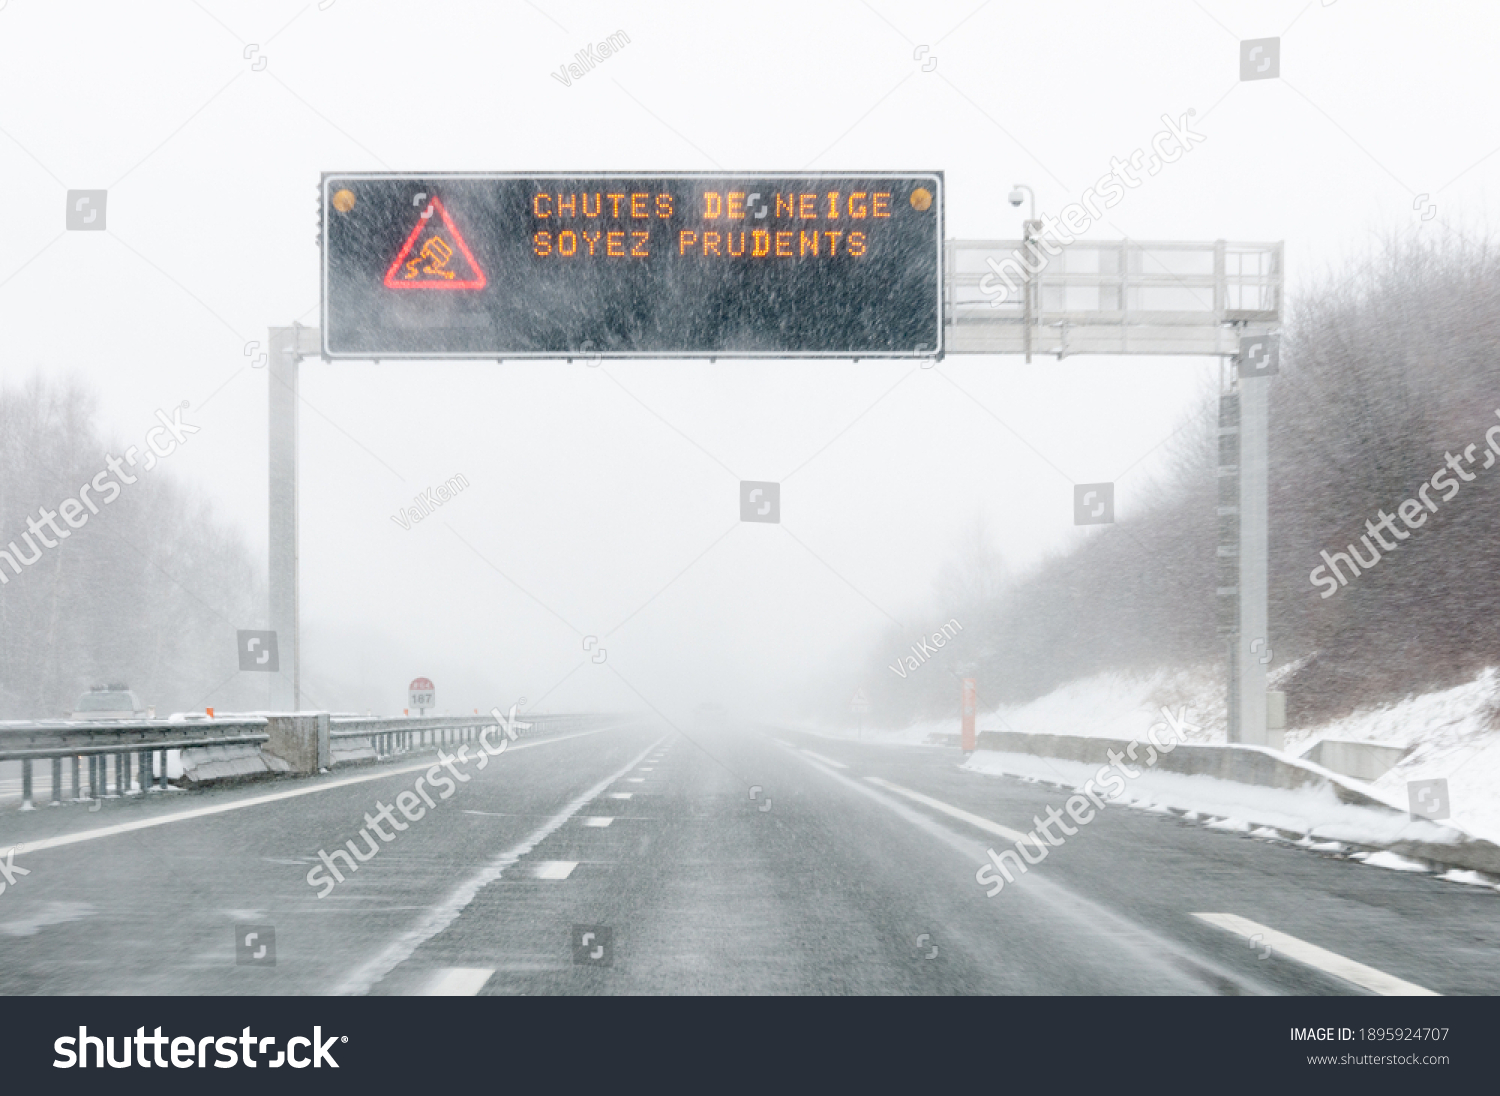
[850,689,870,714]
[409,677,435,714]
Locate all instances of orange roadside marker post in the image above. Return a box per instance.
[961,679,976,753]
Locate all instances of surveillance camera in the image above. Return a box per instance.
[1007,188,1025,207]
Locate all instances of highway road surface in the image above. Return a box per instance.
[1,718,1496,996]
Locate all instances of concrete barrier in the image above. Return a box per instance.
[927,726,1500,876]
[330,734,377,766]
[970,729,1390,808]
[1299,737,1410,782]
[179,743,291,784]
[262,713,331,774]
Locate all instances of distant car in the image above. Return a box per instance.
[70,684,148,721]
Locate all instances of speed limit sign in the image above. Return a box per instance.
[408,677,435,713]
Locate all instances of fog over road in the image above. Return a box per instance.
[1,722,1491,996]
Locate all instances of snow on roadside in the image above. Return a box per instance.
[935,664,1500,845]
[959,747,1464,851]
[1289,668,1500,846]
[967,667,1226,745]
[795,668,1229,748]
[798,664,1500,846]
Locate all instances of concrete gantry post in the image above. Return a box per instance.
[1237,371,1271,747]
[1217,386,1241,742]
[268,325,319,713]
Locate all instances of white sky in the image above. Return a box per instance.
[1,0,1496,719]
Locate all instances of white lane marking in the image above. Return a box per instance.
[778,748,1269,995]
[608,792,633,799]
[799,749,848,769]
[626,778,645,783]
[1191,913,1440,996]
[530,860,578,880]
[422,967,494,996]
[333,735,665,996]
[9,728,615,858]
[639,767,654,771]
[582,817,613,827]
[865,776,1029,843]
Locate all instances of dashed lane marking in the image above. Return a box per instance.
[331,735,665,995]
[608,792,633,799]
[422,968,494,996]
[530,860,578,880]
[582,817,614,827]
[1192,913,1440,996]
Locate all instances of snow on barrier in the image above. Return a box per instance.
[1298,736,1410,782]
[931,727,1500,876]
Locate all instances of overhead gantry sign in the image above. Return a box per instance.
[321,172,944,360]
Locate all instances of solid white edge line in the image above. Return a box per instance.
[865,776,1031,843]
[771,736,1273,995]
[8,727,617,859]
[421,967,495,996]
[332,734,667,996]
[1191,912,1440,996]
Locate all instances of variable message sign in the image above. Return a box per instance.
[321,172,943,359]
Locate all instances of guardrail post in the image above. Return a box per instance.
[117,751,127,795]
[157,749,169,790]
[137,750,148,794]
[70,755,80,801]
[20,760,34,810]
[50,758,61,806]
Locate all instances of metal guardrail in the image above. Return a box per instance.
[0,711,608,810]
[0,719,269,810]
[329,712,596,760]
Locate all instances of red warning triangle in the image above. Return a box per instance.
[383,197,487,290]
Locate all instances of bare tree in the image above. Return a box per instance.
[0,375,265,718]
